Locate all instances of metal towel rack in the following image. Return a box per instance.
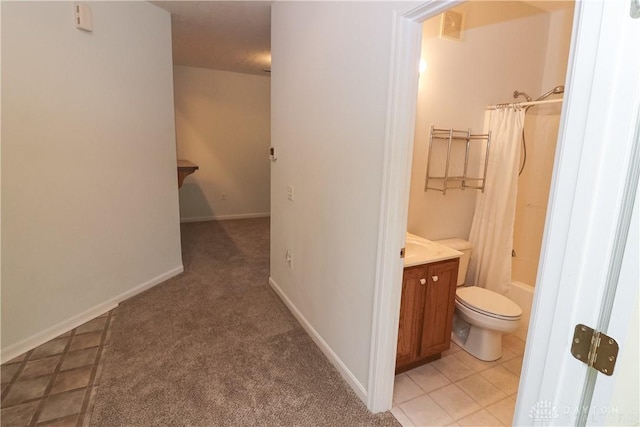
[424,125,491,195]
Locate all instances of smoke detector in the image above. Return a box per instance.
[440,10,464,41]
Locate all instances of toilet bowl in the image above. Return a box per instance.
[452,286,522,361]
[436,239,522,361]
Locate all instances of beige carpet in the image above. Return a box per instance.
[90,219,400,426]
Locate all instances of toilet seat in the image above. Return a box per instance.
[456,286,522,321]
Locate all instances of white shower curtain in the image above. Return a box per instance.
[467,107,525,295]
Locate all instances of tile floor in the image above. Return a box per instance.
[392,334,526,427]
[0,309,116,426]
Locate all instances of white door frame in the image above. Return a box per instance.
[368,0,640,421]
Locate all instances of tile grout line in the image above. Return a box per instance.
[1,349,35,406]
[394,347,523,426]
[77,310,114,427]
[29,329,77,426]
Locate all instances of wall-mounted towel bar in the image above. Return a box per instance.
[424,125,491,195]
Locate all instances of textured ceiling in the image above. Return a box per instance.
[153,1,272,76]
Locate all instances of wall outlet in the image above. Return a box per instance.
[285,249,293,268]
[221,192,226,200]
[287,185,294,201]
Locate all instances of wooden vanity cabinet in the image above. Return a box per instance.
[395,258,459,373]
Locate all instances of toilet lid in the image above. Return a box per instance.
[456,287,522,319]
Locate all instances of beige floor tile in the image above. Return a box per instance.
[69,333,102,352]
[429,384,481,421]
[37,389,86,423]
[1,363,21,384]
[453,351,499,372]
[0,401,39,426]
[445,423,461,426]
[75,318,107,335]
[60,348,98,372]
[50,366,92,394]
[391,406,415,427]
[19,356,60,379]
[501,356,523,377]
[479,366,520,395]
[55,331,73,339]
[486,396,516,426]
[0,308,115,427]
[2,376,51,406]
[400,395,454,427]
[406,363,451,394]
[497,348,518,362]
[431,354,476,382]
[393,374,424,404]
[457,409,504,426]
[31,338,68,360]
[442,342,462,357]
[455,374,508,407]
[502,335,526,356]
[5,353,27,364]
[38,414,79,427]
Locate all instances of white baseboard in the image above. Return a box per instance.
[180,212,270,223]
[1,265,184,363]
[268,277,368,403]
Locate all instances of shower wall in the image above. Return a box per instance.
[512,6,574,287]
[512,111,562,285]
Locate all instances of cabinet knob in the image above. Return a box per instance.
[432,275,439,282]
[419,278,426,285]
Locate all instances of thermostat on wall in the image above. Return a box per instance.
[74,3,93,32]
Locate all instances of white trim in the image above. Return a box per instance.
[180,212,270,223]
[368,0,463,413]
[516,1,640,423]
[269,277,367,402]
[1,265,184,363]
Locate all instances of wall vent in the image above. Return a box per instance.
[440,10,464,41]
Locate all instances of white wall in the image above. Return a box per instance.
[407,2,550,241]
[1,2,182,360]
[173,66,271,222]
[270,1,417,399]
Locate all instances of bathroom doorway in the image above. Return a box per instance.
[390,1,574,424]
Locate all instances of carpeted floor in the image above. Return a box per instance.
[90,218,400,426]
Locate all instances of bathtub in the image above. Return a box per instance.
[506,280,535,341]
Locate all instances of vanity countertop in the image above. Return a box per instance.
[404,232,462,267]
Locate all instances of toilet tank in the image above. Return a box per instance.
[435,238,471,286]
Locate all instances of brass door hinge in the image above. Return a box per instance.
[400,247,405,259]
[571,324,619,376]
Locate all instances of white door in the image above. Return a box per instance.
[514,0,640,425]
[369,0,640,421]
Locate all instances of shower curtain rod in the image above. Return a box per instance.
[486,98,563,110]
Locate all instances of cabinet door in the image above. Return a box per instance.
[396,265,427,368]
[419,259,458,358]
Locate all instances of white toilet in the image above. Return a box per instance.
[436,239,522,361]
